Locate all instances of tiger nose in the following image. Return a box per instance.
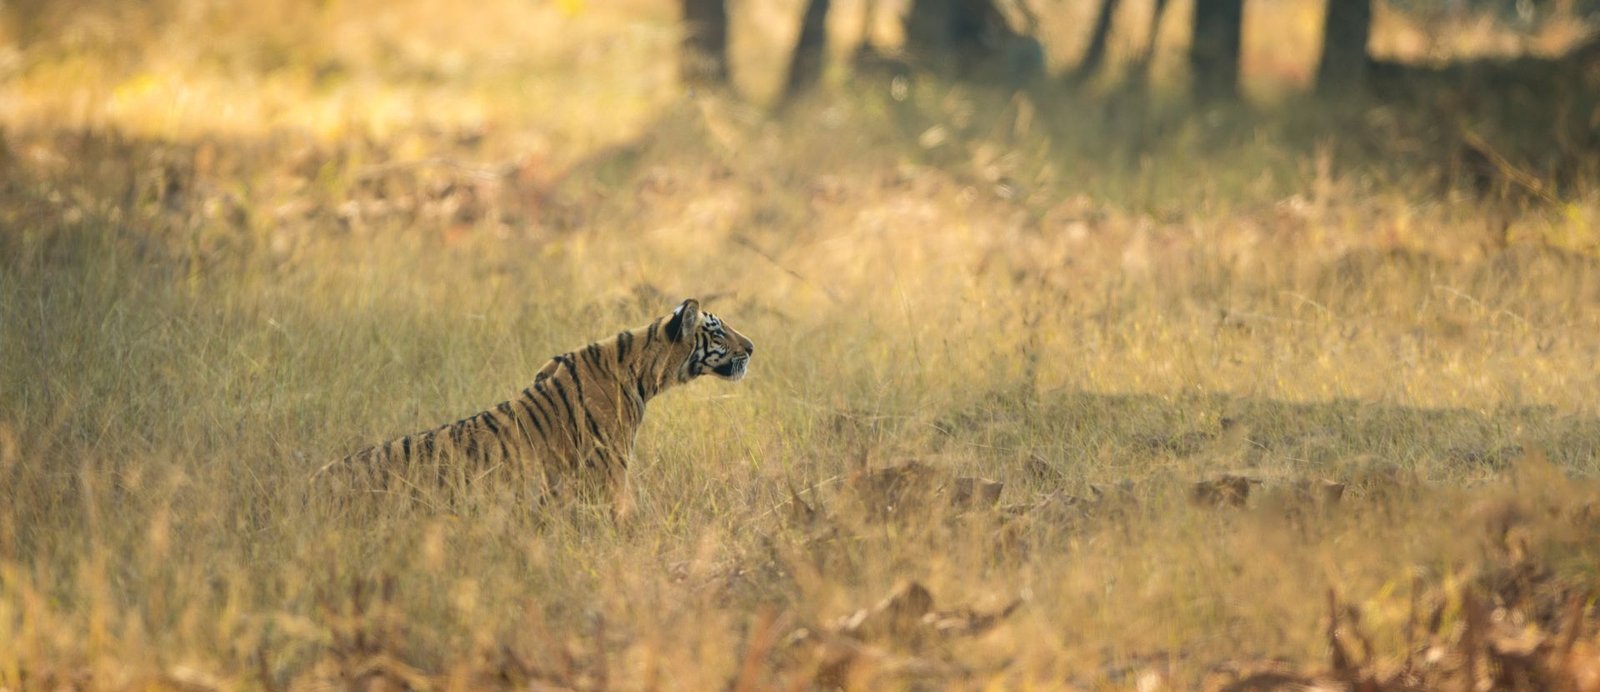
[744,340,755,356]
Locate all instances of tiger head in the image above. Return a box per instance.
[665,299,754,382]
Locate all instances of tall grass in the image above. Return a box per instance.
[2,0,1599,688]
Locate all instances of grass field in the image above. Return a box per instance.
[3,0,1600,688]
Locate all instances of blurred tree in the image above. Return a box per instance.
[1316,0,1372,94]
[1133,0,1171,80]
[1065,0,1119,85]
[903,0,1043,83]
[681,0,730,87]
[783,0,832,102]
[1068,0,1170,87]
[1189,0,1243,100]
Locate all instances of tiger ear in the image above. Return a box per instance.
[665,299,700,342]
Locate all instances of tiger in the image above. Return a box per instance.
[314,298,754,520]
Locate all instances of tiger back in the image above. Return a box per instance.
[315,298,754,516]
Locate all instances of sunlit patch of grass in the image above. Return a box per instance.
[1,0,675,152]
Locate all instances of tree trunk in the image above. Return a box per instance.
[1188,0,1243,101]
[1130,0,1171,84]
[1067,0,1122,85]
[681,0,730,87]
[903,0,1038,81]
[783,0,831,102]
[1315,0,1371,95]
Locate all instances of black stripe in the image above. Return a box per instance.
[616,330,632,363]
[553,353,576,387]
[556,353,587,430]
[533,385,564,429]
[534,357,557,385]
[409,429,435,461]
[553,350,601,442]
[481,412,512,462]
[549,378,582,444]
[533,375,576,456]
[430,426,454,482]
[645,320,659,347]
[585,411,606,447]
[588,343,620,382]
[580,343,606,380]
[633,358,653,400]
[504,396,536,444]
[489,413,515,461]
[558,354,606,445]
[481,412,503,436]
[559,354,583,395]
[400,436,412,460]
[496,401,526,447]
[518,390,550,439]
[447,422,466,458]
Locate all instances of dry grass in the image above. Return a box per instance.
[3,0,1600,689]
